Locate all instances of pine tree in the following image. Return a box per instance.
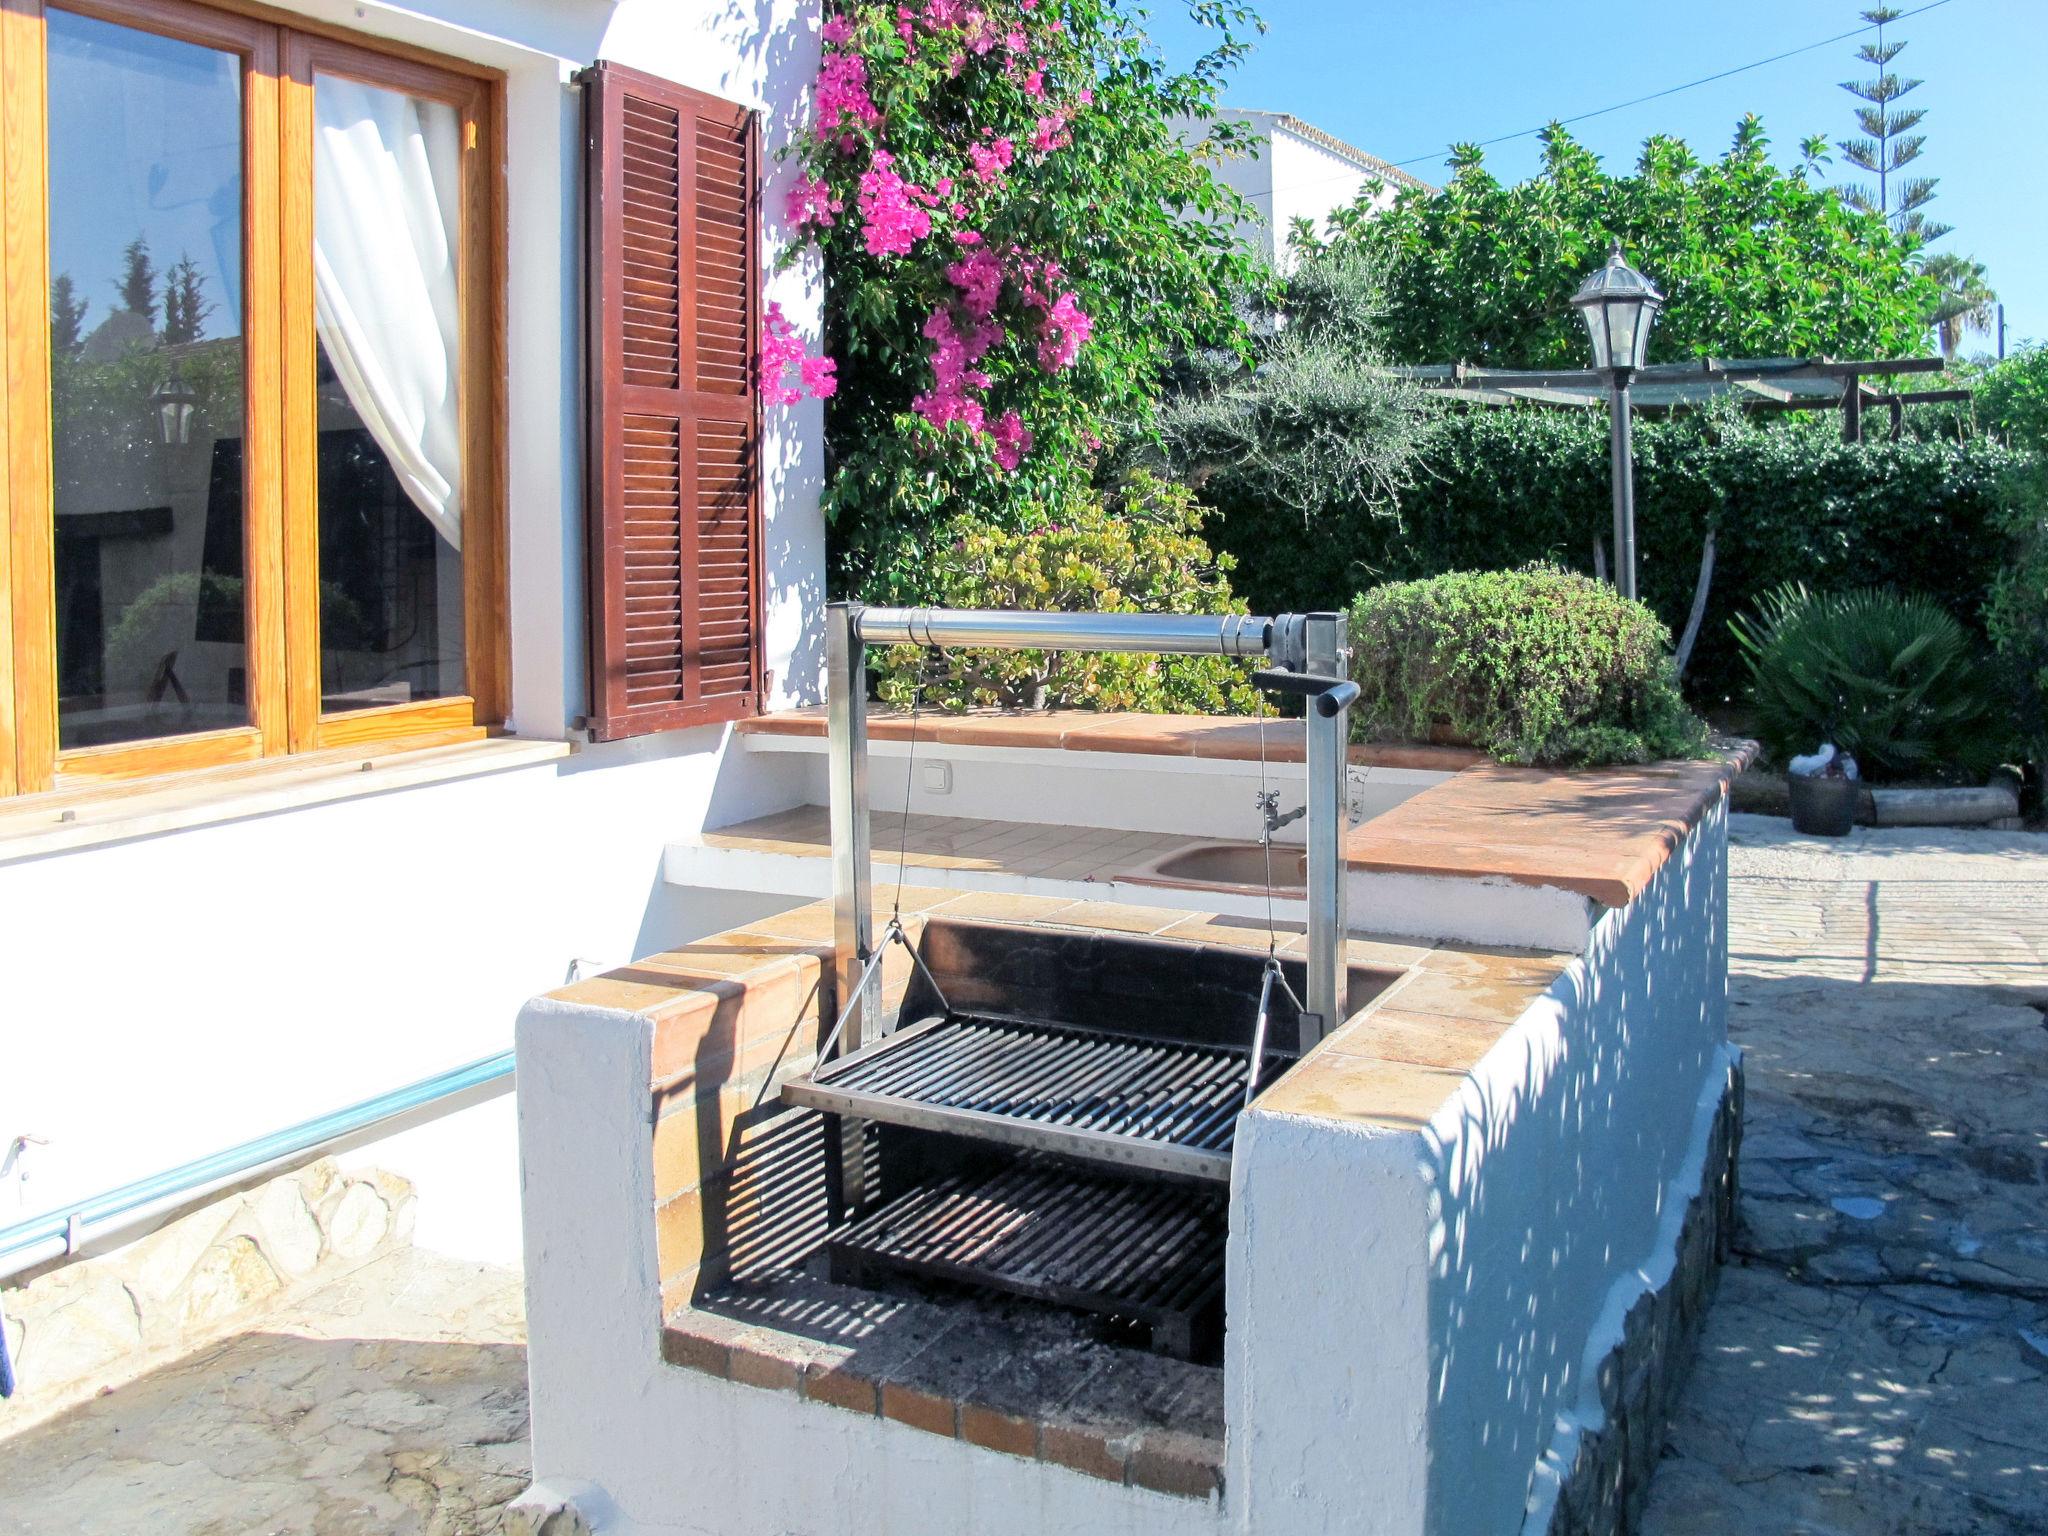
[116,235,157,323]
[160,254,212,344]
[50,273,87,354]
[1837,5,1949,247]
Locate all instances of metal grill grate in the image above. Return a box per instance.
[829,1158,1227,1358]
[782,1014,1287,1183]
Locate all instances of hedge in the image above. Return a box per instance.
[1203,408,2026,705]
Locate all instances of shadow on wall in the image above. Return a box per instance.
[1419,810,1727,1532]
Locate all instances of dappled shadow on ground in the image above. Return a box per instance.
[0,1327,529,1535]
[1642,957,2048,1536]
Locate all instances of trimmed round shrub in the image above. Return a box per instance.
[1728,583,2005,781]
[1346,565,1709,767]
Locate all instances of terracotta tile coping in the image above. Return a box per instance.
[1345,750,1753,909]
[739,706,1484,773]
[662,1274,1224,1500]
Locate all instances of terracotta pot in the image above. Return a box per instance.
[1788,772,1859,837]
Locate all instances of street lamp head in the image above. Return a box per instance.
[150,368,199,446]
[1571,242,1663,374]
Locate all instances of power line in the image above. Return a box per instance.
[1385,0,1957,169]
[1235,0,1958,205]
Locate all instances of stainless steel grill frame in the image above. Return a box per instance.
[783,1012,1292,1183]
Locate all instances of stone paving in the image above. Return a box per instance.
[1641,816,2048,1536]
[0,815,2040,1535]
[0,1248,529,1535]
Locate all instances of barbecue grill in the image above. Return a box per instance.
[780,604,1362,1357]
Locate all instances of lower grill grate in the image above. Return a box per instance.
[782,1013,1286,1183]
[829,1158,1227,1359]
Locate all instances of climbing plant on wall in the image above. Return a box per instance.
[765,0,1263,600]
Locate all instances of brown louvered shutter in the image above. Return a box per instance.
[583,62,762,739]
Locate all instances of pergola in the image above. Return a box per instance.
[1385,354,1969,674]
[1391,355,1967,443]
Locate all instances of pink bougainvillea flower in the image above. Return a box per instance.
[813,50,881,138]
[1036,290,1092,371]
[913,307,997,434]
[992,408,1033,470]
[945,248,1004,318]
[799,355,838,399]
[1023,69,1045,98]
[760,300,836,406]
[1029,111,1071,154]
[785,173,842,230]
[967,136,1014,184]
[857,155,934,256]
[820,14,853,44]
[1078,87,1095,106]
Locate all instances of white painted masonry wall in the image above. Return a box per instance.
[516,803,1729,1533]
[0,0,826,1264]
[1225,800,1729,1536]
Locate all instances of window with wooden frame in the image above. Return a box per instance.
[0,0,504,798]
[582,61,762,741]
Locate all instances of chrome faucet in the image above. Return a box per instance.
[1256,789,1305,844]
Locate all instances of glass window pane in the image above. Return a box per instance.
[47,9,248,751]
[311,73,465,714]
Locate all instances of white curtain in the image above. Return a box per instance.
[312,74,464,550]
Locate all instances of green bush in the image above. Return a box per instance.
[872,473,1258,715]
[1979,351,2048,767]
[1204,406,2023,705]
[1728,584,2004,781]
[1346,565,1708,767]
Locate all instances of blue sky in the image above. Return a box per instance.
[1151,0,2039,356]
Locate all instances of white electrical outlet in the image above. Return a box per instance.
[921,759,954,795]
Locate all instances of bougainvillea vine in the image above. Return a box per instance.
[767,0,1263,598]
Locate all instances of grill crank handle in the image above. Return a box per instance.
[1251,669,1359,719]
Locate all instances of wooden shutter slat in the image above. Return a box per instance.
[585,63,763,740]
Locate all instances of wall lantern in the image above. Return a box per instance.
[1570,244,1664,601]
[150,369,199,446]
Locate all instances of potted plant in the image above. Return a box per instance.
[1785,745,1861,837]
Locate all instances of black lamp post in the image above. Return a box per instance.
[1570,244,1662,602]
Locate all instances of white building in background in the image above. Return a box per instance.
[1187,108,1432,269]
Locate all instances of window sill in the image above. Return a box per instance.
[0,734,573,865]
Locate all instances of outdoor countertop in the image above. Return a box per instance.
[738,708,1752,909]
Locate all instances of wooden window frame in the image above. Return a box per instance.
[0,0,505,797]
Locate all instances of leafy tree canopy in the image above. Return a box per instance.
[1302,117,1938,369]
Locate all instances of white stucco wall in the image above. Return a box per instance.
[0,0,826,1265]
[1226,799,1730,1536]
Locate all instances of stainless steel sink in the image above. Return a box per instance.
[1120,840,1306,895]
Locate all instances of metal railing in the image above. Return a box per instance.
[0,1050,514,1283]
